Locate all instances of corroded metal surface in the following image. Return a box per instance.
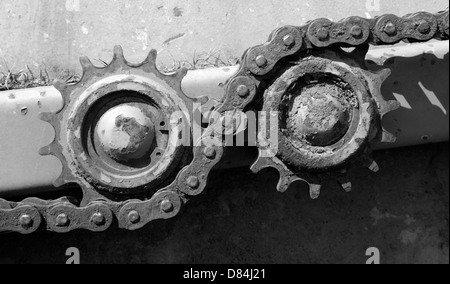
[217,8,449,198]
[0,46,224,233]
[251,49,398,195]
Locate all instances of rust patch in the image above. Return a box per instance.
[173,7,183,17]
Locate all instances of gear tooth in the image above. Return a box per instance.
[250,155,269,173]
[309,184,322,199]
[39,112,54,123]
[39,145,51,156]
[39,144,54,156]
[378,68,392,82]
[381,128,397,143]
[368,68,391,93]
[113,45,125,62]
[145,49,158,65]
[53,175,66,188]
[175,67,188,80]
[80,56,94,72]
[52,79,67,93]
[54,164,78,188]
[166,66,188,83]
[275,174,296,193]
[340,181,352,193]
[367,160,380,173]
[381,100,401,116]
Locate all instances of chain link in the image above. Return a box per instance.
[218,8,448,113]
[0,135,223,233]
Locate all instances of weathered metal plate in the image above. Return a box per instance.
[0,86,63,195]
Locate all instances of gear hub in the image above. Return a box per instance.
[251,47,400,197]
[40,46,193,201]
[96,103,156,163]
[285,82,353,147]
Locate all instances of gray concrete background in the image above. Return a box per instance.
[0,0,448,76]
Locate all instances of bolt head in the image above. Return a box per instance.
[160,199,174,213]
[128,210,140,224]
[236,85,250,98]
[287,84,351,146]
[350,25,363,37]
[418,21,431,34]
[90,212,105,226]
[255,55,268,68]
[203,146,217,159]
[55,213,69,226]
[317,28,329,41]
[19,214,32,227]
[384,22,397,35]
[186,176,200,188]
[282,34,295,47]
[96,104,155,163]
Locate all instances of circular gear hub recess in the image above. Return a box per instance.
[40,46,193,202]
[251,47,400,198]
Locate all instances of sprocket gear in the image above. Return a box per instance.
[250,46,400,198]
[39,46,194,205]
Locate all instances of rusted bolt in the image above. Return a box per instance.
[186,176,200,188]
[203,146,217,159]
[55,213,69,226]
[160,199,174,213]
[316,28,329,41]
[96,104,155,163]
[255,55,268,67]
[287,84,351,146]
[383,22,397,35]
[418,21,431,34]
[282,34,295,47]
[128,210,140,224]
[90,212,105,226]
[237,85,250,98]
[19,214,32,228]
[350,25,363,37]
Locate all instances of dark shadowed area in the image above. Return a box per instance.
[0,142,448,264]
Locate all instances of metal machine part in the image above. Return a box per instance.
[0,46,224,234]
[0,8,448,233]
[251,47,398,196]
[216,8,449,198]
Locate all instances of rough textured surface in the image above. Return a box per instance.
[0,143,447,264]
[286,82,352,146]
[0,0,447,77]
